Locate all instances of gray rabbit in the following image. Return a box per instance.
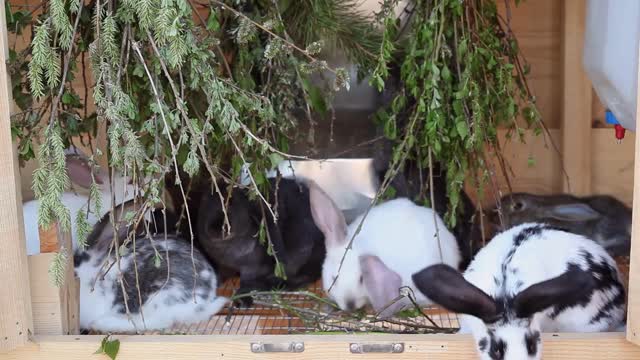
[490,192,631,257]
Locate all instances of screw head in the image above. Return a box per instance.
[350,343,360,353]
[251,343,262,352]
[294,342,304,352]
[392,343,404,353]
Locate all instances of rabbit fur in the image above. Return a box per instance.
[23,149,142,255]
[308,180,460,317]
[413,223,626,360]
[197,178,326,304]
[372,142,482,270]
[74,202,227,333]
[491,192,631,257]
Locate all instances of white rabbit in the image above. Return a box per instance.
[412,223,626,360]
[75,204,228,333]
[23,149,141,255]
[307,180,461,317]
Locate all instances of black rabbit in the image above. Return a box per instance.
[197,178,326,305]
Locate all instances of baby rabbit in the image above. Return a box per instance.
[23,149,141,255]
[413,223,626,360]
[75,201,227,333]
[491,193,631,257]
[197,178,326,304]
[308,180,461,317]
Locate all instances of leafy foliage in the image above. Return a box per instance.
[95,335,120,360]
[48,246,68,287]
[7,1,380,286]
[371,0,542,226]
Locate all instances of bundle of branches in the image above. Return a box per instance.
[229,289,459,334]
[7,0,380,252]
[370,0,547,228]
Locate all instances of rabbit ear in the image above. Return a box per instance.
[547,203,601,222]
[513,265,595,319]
[359,255,406,316]
[308,180,347,248]
[412,264,500,323]
[65,152,100,188]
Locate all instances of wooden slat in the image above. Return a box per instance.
[3,333,640,360]
[626,15,640,344]
[591,129,635,206]
[28,254,79,336]
[561,0,592,195]
[0,0,34,353]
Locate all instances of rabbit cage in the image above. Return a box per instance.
[3,0,640,359]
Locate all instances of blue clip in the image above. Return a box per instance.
[605,110,620,125]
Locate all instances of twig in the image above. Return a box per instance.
[428,148,444,262]
[130,40,200,301]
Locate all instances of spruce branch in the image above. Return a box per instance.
[210,0,340,76]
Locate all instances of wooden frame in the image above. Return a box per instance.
[2,0,640,359]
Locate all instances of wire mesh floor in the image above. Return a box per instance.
[143,278,461,335]
[114,256,631,336]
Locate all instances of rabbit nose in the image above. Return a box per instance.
[346,300,356,311]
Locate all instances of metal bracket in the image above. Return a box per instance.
[250,342,305,353]
[349,342,405,354]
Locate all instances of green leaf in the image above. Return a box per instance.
[206,10,220,31]
[307,85,327,114]
[132,64,145,78]
[456,122,469,139]
[95,336,120,360]
[268,153,284,170]
[274,262,287,280]
[383,115,397,140]
[154,253,162,268]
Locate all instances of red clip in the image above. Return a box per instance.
[614,124,626,143]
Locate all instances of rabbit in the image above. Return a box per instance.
[197,177,326,305]
[239,160,377,224]
[23,149,142,255]
[412,222,626,360]
[490,192,632,257]
[308,179,461,317]
[74,202,228,333]
[372,141,483,270]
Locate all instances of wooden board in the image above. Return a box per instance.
[468,128,635,209]
[561,0,592,195]
[28,254,79,336]
[0,0,33,352]
[3,333,640,360]
[626,22,640,345]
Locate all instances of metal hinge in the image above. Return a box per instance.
[250,341,305,353]
[350,342,405,354]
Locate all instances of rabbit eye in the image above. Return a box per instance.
[512,201,524,211]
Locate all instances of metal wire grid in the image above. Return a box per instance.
[144,278,461,335]
[155,256,631,335]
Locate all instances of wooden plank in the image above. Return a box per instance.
[466,129,563,209]
[625,14,640,344]
[0,0,34,353]
[591,129,635,206]
[28,255,79,336]
[561,0,592,195]
[39,224,64,254]
[3,333,640,360]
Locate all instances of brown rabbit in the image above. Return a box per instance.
[490,193,631,257]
